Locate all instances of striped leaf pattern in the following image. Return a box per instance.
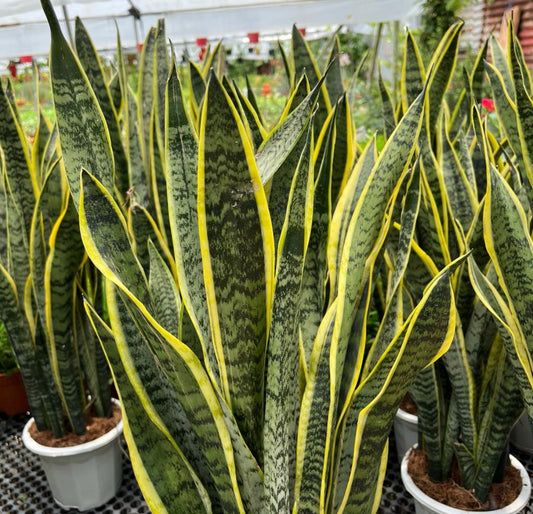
[298,113,337,364]
[378,69,396,139]
[0,0,114,440]
[75,17,129,198]
[293,302,337,513]
[484,165,533,414]
[87,306,210,514]
[137,27,156,172]
[364,169,421,373]
[330,95,354,206]
[425,22,463,132]
[291,24,330,123]
[405,22,533,502]
[263,125,312,513]
[490,36,514,98]
[44,197,86,434]
[411,362,450,481]
[401,30,425,112]
[0,82,33,232]
[198,75,273,460]
[80,171,150,304]
[165,63,220,385]
[328,137,376,295]
[42,0,114,207]
[0,261,63,433]
[147,241,182,339]
[75,293,111,418]
[230,80,266,151]
[330,89,425,394]
[256,77,322,185]
[292,89,427,514]
[41,10,533,512]
[108,283,246,514]
[325,36,343,105]
[268,123,310,244]
[470,342,522,499]
[334,263,457,512]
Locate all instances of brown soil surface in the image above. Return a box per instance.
[400,392,418,415]
[29,404,121,448]
[408,448,522,511]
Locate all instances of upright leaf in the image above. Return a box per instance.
[137,27,157,172]
[426,22,463,132]
[256,75,324,185]
[0,82,33,230]
[264,126,312,514]
[485,165,533,384]
[107,284,245,513]
[42,0,114,207]
[401,30,425,112]
[378,68,396,139]
[334,264,456,512]
[75,17,128,198]
[198,75,274,459]
[44,197,86,434]
[88,310,210,514]
[325,36,343,105]
[165,63,220,388]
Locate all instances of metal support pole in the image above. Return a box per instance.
[128,1,142,51]
[133,17,140,49]
[62,5,74,47]
[392,20,399,100]
[367,22,383,93]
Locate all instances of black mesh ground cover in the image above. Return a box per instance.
[0,414,148,513]
[1,414,532,513]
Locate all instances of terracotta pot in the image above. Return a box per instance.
[22,399,123,511]
[0,370,29,416]
[401,446,531,514]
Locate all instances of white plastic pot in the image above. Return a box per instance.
[394,407,418,464]
[510,412,533,454]
[22,402,123,511]
[401,447,531,514]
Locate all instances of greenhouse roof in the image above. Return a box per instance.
[0,0,421,60]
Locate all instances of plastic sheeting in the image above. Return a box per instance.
[0,0,421,60]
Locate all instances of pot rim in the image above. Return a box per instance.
[22,398,123,458]
[401,446,532,513]
[396,407,418,424]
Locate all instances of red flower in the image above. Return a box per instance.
[481,98,495,113]
[261,83,271,96]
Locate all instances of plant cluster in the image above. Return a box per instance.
[385,23,533,506]
[39,0,465,509]
[0,0,525,511]
[0,31,111,437]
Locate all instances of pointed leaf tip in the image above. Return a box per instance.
[41,0,63,35]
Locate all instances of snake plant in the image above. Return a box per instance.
[0,71,111,437]
[481,19,533,437]
[40,1,469,511]
[391,25,531,505]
